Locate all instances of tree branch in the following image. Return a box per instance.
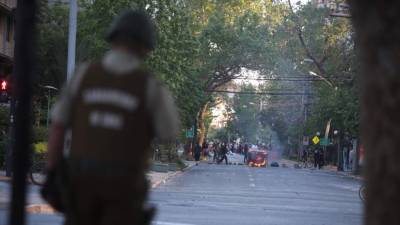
[287,0,336,88]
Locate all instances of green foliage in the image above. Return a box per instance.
[35,1,358,149]
[259,2,359,149]
[77,0,205,128]
[34,142,48,154]
[36,2,69,89]
[32,126,48,143]
[175,158,187,171]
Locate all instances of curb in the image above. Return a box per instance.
[26,204,57,214]
[151,162,195,189]
[150,171,181,189]
[25,163,195,215]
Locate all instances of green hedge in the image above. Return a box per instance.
[33,126,48,143]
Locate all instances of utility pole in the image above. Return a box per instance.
[8,1,37,225]
[67,0,78,80]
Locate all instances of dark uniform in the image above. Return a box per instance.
[66,65,154,225]
[43,10,179,225]
[244,144,249,163]
[218,144,229,165]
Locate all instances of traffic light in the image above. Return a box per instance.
[1,80,7,91]
[0,79,9,103]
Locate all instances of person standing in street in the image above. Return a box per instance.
[302,148,309,168]
[202,141,209,160]
[244,144,249,164]
[43,10,179,225]
[318,148,325,169]
[218,143,229,165]
[194,143,202,166]
[212,142,219,163]
[314,148,319,169]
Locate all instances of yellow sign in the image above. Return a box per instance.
[312,136,320,145]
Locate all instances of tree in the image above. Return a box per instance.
[350,1,400,224]
[194,1,287,145]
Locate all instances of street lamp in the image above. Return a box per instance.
[333,129,342,171]
[309,71,336,89]
[316,131,321,136]
[40,85,58,128]
[67,0,78,80]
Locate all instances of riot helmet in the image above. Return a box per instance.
[106,10,156,51]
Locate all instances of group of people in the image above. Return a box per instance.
[193,142,230,165]
[193,141,260,165]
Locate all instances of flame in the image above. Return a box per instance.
[252,160,267,168]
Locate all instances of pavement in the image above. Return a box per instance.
[0,161,196,225]
[0,156,363,225]
[276,158,363,181]
[151,162,363,225]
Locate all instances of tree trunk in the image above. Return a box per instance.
[350,1,400,224]
[197,102,209,146]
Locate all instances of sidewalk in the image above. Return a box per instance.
[0,161,195,214]
[148,160,196,188]
[278,158,362,180]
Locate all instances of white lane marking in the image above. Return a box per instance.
[249,183,256,187]
[154,222,196,225]
[249,178,255,182]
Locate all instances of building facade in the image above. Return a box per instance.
[0,0,16,79]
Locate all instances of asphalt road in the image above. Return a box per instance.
[150,163,363,225]
[0,158,363,225]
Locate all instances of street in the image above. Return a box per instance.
[0,157,363,225]
[151,162,363,225]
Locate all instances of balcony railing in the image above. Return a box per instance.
[0,0,17,11]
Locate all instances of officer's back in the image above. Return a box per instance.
[44,10,179,225]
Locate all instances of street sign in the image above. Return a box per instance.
[185,130,194,138]
[312,136,320,145]
[320,138,329,146]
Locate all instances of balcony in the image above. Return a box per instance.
[0,0,16,13]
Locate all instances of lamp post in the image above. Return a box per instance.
[333,129,342,171]
[67,0,78,80]
[40,85,58,128]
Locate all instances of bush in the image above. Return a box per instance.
[32,142,47,169]
[33,126,48,143]
[34,142,47,154]
[176,158,187,171]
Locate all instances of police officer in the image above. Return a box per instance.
[45,10,179,225]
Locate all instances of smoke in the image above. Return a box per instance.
[268,127,285,161]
